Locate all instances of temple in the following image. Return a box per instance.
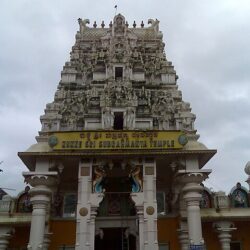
[1,14,250,250]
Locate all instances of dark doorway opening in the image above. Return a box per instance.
[230,242,242,250]
[115,67,123,80]
[95,228,136,250]
[114,112,124,130]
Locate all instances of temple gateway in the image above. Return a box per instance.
[1,14,250,250]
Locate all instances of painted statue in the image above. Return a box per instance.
[93,166,106,193]
[233,190,246,207]
[129,165,142,192]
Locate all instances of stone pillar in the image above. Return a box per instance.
[183,181,203,246]
[177,221,189,250]
[131,159,158,250]
[23,172,57,250]
[143,161,158,250]
[137,209,144,250]
[130,193,144,250]
[76,159,104,250]
[0,227,12,250]
[213,221,236,250]
[88,208,97,250]
[177,170,211,247]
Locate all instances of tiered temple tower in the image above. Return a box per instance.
[17,14,217,250]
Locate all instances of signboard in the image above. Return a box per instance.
[48,131,187,151]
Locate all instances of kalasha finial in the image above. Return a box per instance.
[93,21,97,28]
[101,21,105,28]
[125,21,129,27]
[133,21,136,28]
[109,21,113,28]
[141,21,144,28]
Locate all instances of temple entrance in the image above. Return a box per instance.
[95,228,136,250]
[94,161,138,249]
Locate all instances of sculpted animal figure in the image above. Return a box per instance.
[78,18,90,33]
[129,165,142,192]
[148,18,159,32]
[93,166,106,193]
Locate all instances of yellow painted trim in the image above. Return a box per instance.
[48,130,186,152]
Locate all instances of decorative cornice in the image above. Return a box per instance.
[23,172,58,187]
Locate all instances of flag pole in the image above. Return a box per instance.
[114,4,117,15]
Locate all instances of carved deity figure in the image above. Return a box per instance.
[102,108,114,129]
[113,14,125,35]
[139,87,151,106]
[181,114,195,131]
[234,190,245,207]
[124,108,135,129]
[93,166,106,193]
[67,116,77,129]
[129,165,142,192]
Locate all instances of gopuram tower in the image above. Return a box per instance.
[18,14,216,250]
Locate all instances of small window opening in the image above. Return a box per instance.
[115,67,123,80]
[114,112,123,130]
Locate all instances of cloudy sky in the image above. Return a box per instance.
[0,0,250,195]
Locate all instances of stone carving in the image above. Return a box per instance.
[79,207,88,216]
[124,108,135,129]
[102,107,114,129]
[138,87,151,106]
[214,192,229,209]
[55,90,88,129]
[78,18,90,33]
[113,14,126,35]
[146,206,155,215]
[176,102,191,112]
[144,58,156,84]
[101,81,137,107]
[148,18,163,38]
[152,92,175,129]
[148,19,160,32]
[86,86,100,106]
[39,14,197,133]
[176,112,195,131]
[182,115,195,130]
